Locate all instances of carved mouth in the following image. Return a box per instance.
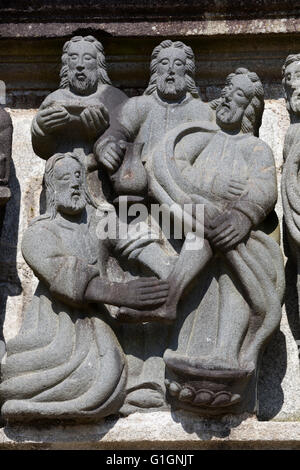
[76,73,86,80]
[166,77,175,83]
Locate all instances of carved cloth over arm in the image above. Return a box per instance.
[148,122,284,371]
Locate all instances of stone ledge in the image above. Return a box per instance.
[1,412,300,450]
[1,18,300,39]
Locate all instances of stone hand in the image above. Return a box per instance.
[36,105,71,133]
[209,209,252,251]
[227,177,248,199]
[120,277,169,310]
[211,175,248,200]
[80,105,109,137]
[98,140,127,173]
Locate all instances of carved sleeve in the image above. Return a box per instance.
[31,110,58,160]
[22,222,99,308]
[94,97,143,156]
[233,141,277,226]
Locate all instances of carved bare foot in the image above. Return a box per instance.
[116,304,177,324]
[165,379,241,408]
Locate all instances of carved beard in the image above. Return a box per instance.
[56,191,86,215]
[156,74,187,101]
[288,88,300,116]
[68,68,99,96]
[216,101,244,128]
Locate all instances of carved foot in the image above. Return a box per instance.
[116,305,176,324]
[165,379,241,408]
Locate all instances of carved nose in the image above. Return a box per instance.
[76,64,84,71]
[71,180,80,188]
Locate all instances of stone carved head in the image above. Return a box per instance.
[144,39,200,101]
[212,68,264,136]
[41,153,94,220]
[59,35,112,96]
[282,54,300,121]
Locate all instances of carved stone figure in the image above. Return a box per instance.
[281,54,300,320]
[0,107,12,234]
[0,153,169,423]
[31,35,127,172]
[95,39,213,172]
[94,40,215,414]
[112,68,285,415]
[281,54,300,161]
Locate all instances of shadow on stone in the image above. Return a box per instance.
[2,414,119,444]
[170,409,250,439]
[257,329,286,420]
[0,158,22,360]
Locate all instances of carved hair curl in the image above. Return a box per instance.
[144,40,200,98]
[210,67,264,136]
[59,35,112,89]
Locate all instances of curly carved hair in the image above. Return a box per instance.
[210,67,264,137]
[144,39,200,98]
[59,35,112,89]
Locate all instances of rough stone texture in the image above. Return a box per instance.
[0,110,44,351]
[0,3,299,442]
[1,412,300,449]
[1,1,300,40]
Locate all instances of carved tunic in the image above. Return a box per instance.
[147,122,284,411]
[0,210,127,422]
[97,91,214,162]
[31,85,127,161]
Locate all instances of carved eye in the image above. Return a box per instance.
[160,59,169,66]
[174,60,184,67]
[70,54,78,60]
[62,174,70,181]
[75,171,81,179]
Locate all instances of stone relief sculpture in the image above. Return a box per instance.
[0,153,169,423]
[0,107,12,234]
[95,40,213,173]
[281,54,300,322]
[96,64,285,415]
[31,34,128,204]
[0,35,285,422]
[94,40,215,414]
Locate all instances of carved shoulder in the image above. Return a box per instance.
[241,135,275,168]
[98,85,128,112]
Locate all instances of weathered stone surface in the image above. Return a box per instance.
[0,21,299,447]
[1,1,300,40]
[1,412,300,449]
[2,98,300,423]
